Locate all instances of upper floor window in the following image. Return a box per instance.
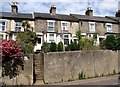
[89,22,95,33]
[15,22,22,32]
[106,23,112,32]
[47,20,55,32]
[0,21,6,31]
[61,21,68,30]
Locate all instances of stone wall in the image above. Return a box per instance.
[2,54,34,85]
[44,50,118,83]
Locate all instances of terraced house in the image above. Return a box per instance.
[34,6,119,51]
[0,4,34,40]
[0,4,120,52]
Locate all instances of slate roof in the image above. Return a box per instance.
[34,13,79,22]
[70,14,117,23]
[0,12,34,20]
[106,16,120,23]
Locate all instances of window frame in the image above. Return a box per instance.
[63,34,69,45]
[0,20,6,32]
[61,21,69,31]
[105,23,112,32]
[89,22,95,33]
[49,33,54,42]
[15,22,22,32]
[47,20,55,32]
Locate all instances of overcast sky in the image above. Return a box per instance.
[1,0,120,17]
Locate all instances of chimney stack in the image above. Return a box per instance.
[115,1,120,17]
[85,7,93,16]
[11,3,18,14]
[49,5,56,15]
[116,10,120,17]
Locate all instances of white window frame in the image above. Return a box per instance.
[15,22,22,32]
[0,19,6,32]
[61,21,69,31]
[63,34,69,45]
[49,33,54,42]
[105,23,112,32]
[47,20,55,32]
[89,22,95,33]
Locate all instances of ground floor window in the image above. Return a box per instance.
[49,33,54,42]
[64,34,69,45]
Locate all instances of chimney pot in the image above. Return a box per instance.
[49,5,56,15]
[85,7,93,16]
[11,4,18,14]
[115,10,120,17]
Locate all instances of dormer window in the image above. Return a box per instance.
[106,23,112,32]
[89,22,95,33]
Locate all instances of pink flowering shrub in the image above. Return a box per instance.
[0,39,24,79]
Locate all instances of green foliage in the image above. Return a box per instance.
[57,41,63,51]
[42,43,50,53]
[93,33,98,40]
[79,38,95,50]
[17,21,37,54]
[1,39,24,79]
[50,42,57,52]
[78,71,86,80]
[22,20,30,31]
[76,29,81,41]
[67,40,79,51]
[115,36,120,50]
[104,35,116,50]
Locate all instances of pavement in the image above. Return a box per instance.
[46,75,119,86]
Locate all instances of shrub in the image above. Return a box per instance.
[79,38,94,50]
[50,42,57,52]
[65,45,70,51]
[57,42,63,51]
[104,35,116,50]
[42,43,50,53]
[115,36,120,50]
[1,39,24,79]
[69,41,79,51]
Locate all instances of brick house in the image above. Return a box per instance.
[34,6,119,51]
[34,5,79,51]
[0,4,34,40]
[0,4,119,52]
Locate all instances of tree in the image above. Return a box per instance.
[22,20,30,31]
[17,20,37,54]
[76,29,81,41]
[104,35,116,50]
[1,39,24,79]
[57,42,63,51]
[76,29,82,50]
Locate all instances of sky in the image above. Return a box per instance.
[1,0,120,17]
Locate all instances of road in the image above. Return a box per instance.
[47,75,119,86]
